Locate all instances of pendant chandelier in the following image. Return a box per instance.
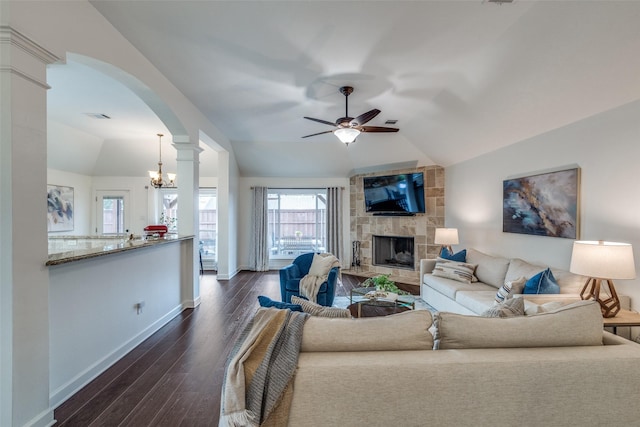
[148,133,176,188]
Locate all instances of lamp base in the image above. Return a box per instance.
[580,277,620,318]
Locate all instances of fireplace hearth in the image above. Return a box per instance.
[372,235,415,270]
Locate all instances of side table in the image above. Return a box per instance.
[603,309,640,335]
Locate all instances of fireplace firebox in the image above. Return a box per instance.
[372,235,415,270]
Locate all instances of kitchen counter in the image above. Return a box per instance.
[46,234,195,266]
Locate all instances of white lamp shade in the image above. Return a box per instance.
[570,240,636,280]
[149,171,159,180]
[434,228,459,245]
[334,128,360,144]
[167,173,176,182]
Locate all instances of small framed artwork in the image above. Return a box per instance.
[47,184,74,232]
[503,168,580,239]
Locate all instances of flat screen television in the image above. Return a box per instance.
[363,172,425,215]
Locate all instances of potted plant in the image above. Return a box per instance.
[363,274,407,295]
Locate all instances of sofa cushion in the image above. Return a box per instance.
[425,275,495,300]
[466,249,510,288]
[504,258,545,282]
[506,258,586,294]
[523,268,560,294]
[291,296,350,318]
[551,269,587,294]
[301,310,434,352]
[440,248,467,262]
[481,297,525,318]
[454,290,500,314]
[433,300,603,349]
[432,260,477,284]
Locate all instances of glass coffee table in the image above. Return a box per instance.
[350,286,416,318]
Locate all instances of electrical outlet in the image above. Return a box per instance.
[134,301,146,314]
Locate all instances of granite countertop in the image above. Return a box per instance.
[46,235,195,266]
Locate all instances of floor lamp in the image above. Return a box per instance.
[569,240,636,318]
[434,228,459,256]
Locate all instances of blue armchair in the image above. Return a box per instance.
[279,252,339,307]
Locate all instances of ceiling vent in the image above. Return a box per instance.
[385,119,398,125]
[85,113,111,119]
[486,0,514,4]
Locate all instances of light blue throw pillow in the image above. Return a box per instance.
[258,295,303,311]
[523,268,560,294]
[440,248,467,262]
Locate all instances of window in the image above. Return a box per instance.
[102,197,125,234]
[160,191,178,232]
[268,189,326,259]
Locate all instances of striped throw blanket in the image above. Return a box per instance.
[219,308,308,427]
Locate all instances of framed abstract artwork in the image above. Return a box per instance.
[47,184,74,232]
[503,168,580,239]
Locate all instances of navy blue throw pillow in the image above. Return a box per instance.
[523,268,560,294]
[440,248,467,262]
[257,296,303,311]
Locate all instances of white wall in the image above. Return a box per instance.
[238,176,351,270]
[47,169,93,235]
[48,240,187,408]
[446,99,640,310]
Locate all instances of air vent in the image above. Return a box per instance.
[85,113,111,119]
[385,119,398,125]
[486,0,513,4]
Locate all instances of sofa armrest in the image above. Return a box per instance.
[419,259,437,284]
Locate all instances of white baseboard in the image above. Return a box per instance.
[182,296,201,309]
[49,304,184,409]
[23,407,55,427]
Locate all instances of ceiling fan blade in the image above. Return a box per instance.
[350,109,381,127]
[303,116,337,127]
[359,126,399,133]
[301,130,335,138]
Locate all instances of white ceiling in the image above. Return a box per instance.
[50,1,640,178]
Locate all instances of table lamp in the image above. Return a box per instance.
[569,240,636,318]
[434,228,459,256]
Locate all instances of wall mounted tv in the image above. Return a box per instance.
[363,172,426,216]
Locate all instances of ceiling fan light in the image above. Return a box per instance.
[334,128,360,144]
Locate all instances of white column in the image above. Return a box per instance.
[173,135,202,308]
[0,25,59,427]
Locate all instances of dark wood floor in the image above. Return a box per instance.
[53,271,361,426]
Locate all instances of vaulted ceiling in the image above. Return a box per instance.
[48,1,640,178]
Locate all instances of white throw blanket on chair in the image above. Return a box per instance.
[299,253,340,303]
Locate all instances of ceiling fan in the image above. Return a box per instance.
[302,86,399,145]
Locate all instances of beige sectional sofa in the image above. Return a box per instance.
[288,304,640,426]
[419,248,603,315]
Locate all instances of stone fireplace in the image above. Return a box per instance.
[349,165,445,282]
[372,235,415,270]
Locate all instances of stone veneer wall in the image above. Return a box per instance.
[349,165,445,281]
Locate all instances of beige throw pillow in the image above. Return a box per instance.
[308,253,336,276]
[434,300,603,349]
[291,296,350,318]
[301,310,434,352]
[432,260,478,284]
